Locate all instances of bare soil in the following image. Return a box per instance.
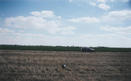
[0,50,131,81]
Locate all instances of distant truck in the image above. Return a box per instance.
[81,47,95,52]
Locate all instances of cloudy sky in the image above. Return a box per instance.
[0,0,131,47]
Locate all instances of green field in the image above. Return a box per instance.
[0,45,131,52]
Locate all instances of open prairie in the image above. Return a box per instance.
[0,50,131,81]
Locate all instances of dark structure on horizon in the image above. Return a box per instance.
[81,47,95,52]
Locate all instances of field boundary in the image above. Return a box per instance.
[0,45,131,52]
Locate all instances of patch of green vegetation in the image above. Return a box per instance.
[0,45,80,51]
[0,45,131,52]
[93,47,131,52]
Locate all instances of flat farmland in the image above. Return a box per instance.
[0,50,131,81]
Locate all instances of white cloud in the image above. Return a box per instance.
[69,10,131,25]
[98,3,110,10]
[121,0,129,2]
[101,26,131,34]
[89,0,111,11]
[95,0,111,11]
[67,0,129,11]
[30,11,41,17]
[89,2,97,6]
[68,0,73,3]
[0,28,14,33]
[30,10,55,18]
[110,0,114,2]
[68,17,100,23]
[5,10,75,35]
[113,0,129,2]
[1,9,131,47]
[102,10,131,22]
[97,0,106,3]
[0,30,131,47]
[60,26,76,35]
[67,0,111,11]
[68,0,129,3]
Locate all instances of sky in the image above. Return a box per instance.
[0,0,131,47]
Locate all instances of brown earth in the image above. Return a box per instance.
[0,50,131,81]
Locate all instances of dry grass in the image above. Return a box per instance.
[0,50,131,81]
